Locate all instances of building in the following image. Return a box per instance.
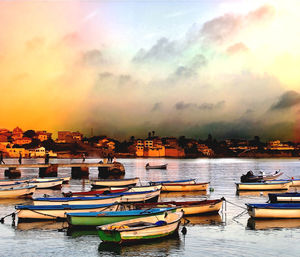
[13,137,32,145]
[35,131,52,141]
[135,138,166,157]
[6,147,28,157]
[57,131,83,143]
[197,144,214,156]
[12,126,23,140]
[265,140,295,151]
[165,147,185,157]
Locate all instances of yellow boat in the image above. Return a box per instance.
[161,182,209,192]
[236,181,290,191]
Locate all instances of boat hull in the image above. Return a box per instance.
[269,193,300,203]
[17,204,118,220]
[33,196,122,206]
[0,185,36,198]
[247,204,300,219]
[97,212,183,244]
[161,183,209,192]
[91,178,140,188]
[149,179,196,186]
[236,182,290,191]
[29,179,63,189]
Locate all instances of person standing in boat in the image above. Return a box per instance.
[82,153,86,163]
[45,153,50,164]
[18,152,22,164]
[0,152,5,164]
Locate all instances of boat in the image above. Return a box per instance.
[160,191,207,198]
[91,178,140,188]
[35,177,71,184]
[105,189,161,203]
[145,164,167,170]
[149,179,196,186]
[16,203,119,220]
[271,179,300,187]
[62,188,129,197]
[33,195,122,206]
[28,178,64,189]
[0,185,36,198]
[0,178,33,186]
[240,171,283,183]
[96,211,183,244]
[246,203,300,219]
[235,181,290,191]
[161,182,209,192]
[66,208,175,227]
[268,192,300,203]
[247,218,300,230]
[133,199,223,216]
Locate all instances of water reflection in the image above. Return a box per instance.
[66,227,98,238]
[182,214,222,226]
[98,234,181,256]
[16,221,66,231]
[247,218,300,230]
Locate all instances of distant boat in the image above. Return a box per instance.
[91,178,140,188]
[240,171,283,183]
[236,181,290,191]
[268,192,300,203]
[96,211,183,244]
[66,208,175,227]
[133,199,223,216]
[149,179,196,186]
[0,185,36,198]
[16,203,119,220]
[161,182,209,192]
[246,203,300,219]
[145,164,167,170]
[33,195,122,206]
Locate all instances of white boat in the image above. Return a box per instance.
[91,178,140,188]
[0,185,36,198]
[0,178,32,186]
[16,203,119,220]
[28,178,64,189]
[33,195,122,206]
[35,177,71,184]
[236,181,290,191]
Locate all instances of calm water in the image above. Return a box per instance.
[1,158,300,257]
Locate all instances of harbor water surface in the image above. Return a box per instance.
[1,158,300,256]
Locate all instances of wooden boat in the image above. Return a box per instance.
[145,164,167,170]
[16,203,119,220]
[240,171,283,183]
[246,203,300,219]
[133,199,223,216]
[160,191,207,198]
[28,178,64,189]
[0,185,36,198]
[114,185,162,193]
[67,208,175,227]
[36,177,71,184]
[236,181,290,191]
[96,211,183,244]
[62,188,128,197]
[268,192,300,203]
[149,179,196,186]
[106,189,161,203]
[236,190,288,197]
[33,195,122,206]
[247,217,300,230]
[0,178,32,186]
[91,178,140,188]
[161,182,209,192]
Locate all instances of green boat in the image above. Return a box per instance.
[96,211,183,244]
[66,208,175,227]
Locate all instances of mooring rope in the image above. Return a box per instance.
[223,199,247,210]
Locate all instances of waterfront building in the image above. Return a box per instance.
[265,140,295,151]
[57,131,83,143]
[35,131,52,141]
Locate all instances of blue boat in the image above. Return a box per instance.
[33,195,122,205]
[66,208,175,227]
[269,192,300,203]
[16,203,119,220]
[149,179,196,186]
[246,203,300,219]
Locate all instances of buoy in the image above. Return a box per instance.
[209,187,214,192]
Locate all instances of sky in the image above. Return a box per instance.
[1,0,300,141]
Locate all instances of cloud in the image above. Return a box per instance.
[200,5,275,44]
[270,90,300,110]
[82,49,103,66]
[175,101,225,111]
[151,102,162,112]
[226,42,249,55]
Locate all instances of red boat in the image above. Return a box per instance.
[63,187,128,197]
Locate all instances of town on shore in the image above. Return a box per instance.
[0,127,300,159]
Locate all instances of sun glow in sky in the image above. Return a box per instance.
[1,0,300,141]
